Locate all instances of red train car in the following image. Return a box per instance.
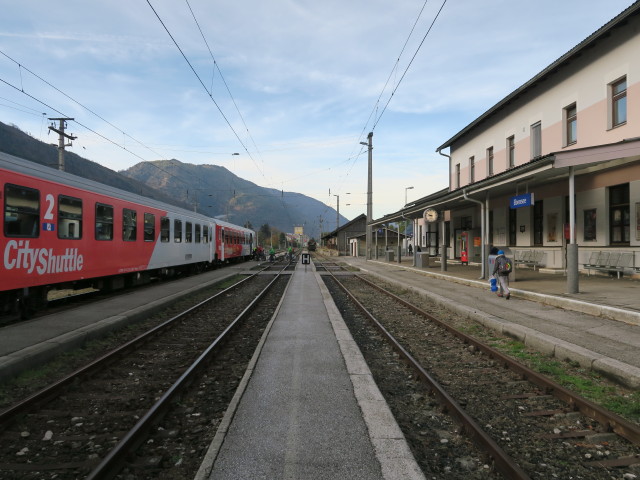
[1,151,255,317]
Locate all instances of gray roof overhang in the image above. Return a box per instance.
[371,137,640,227]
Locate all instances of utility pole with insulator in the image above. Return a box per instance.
[360,132,373,259]
[48,118,76,171]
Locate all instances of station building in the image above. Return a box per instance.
[374,1,640,285]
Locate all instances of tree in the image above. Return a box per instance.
[258,223,271,246]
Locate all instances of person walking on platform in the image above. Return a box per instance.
[492,250,512,299]
[408,244,413,255]
[269,246,275,262]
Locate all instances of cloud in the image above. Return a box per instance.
[0,0,635,220]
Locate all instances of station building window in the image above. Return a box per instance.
[531,122,541,159]
[610,77,627,128]
[4,184,40,238]
[58,195,82,239]
[507,136,515,168]
[533,200,543,246]
[609,183,629,244]
[487,147,494,176]
[161,216,170,242]
[95,203,113,241]
[123,208,137,241]
[469,156,475,183]
[144,213,155,242]
[564,103,577,146]
[584,209,597,241]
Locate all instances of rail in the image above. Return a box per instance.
[85,262,292,479]
[325,269,532,480]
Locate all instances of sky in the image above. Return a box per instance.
[0,0,636,227]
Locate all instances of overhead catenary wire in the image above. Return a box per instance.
[371,0,448,132]
[146,0,264,179]
[336,0,435,204]
[0,50,198,191]
[184,0,266,168]
[149,0,296,227]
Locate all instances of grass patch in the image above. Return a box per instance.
[488,337,640,424]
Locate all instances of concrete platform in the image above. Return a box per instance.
[199,261,424,480]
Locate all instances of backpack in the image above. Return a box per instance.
[498,257,512,275]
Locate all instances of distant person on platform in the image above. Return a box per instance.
[492,250,512,299]
[408,244,413,255]
[269,246,275,262]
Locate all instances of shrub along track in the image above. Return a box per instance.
[0,266,291,480]
[323,273,640,480]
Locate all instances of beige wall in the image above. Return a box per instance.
[449,28,640,187]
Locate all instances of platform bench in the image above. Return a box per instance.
[514,250,545,270]
[583,251,634,278]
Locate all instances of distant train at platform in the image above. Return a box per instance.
[307,239,316,251]
[0,151,256,318]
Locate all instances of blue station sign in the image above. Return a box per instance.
[510,193,534,209]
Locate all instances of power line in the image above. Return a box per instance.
[371,0,448,131]
[335,1,434,203]
[361,0,430,139]
[184,0,266,168]
[0,50,198,190]
[146,0,265,179]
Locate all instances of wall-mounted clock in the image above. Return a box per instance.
[424,208,438,223]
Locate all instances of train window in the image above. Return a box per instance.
[195,224,201,243]
[4,184,40,238]
[58,195,82,239]
[161,216,170,242]
[203,224,209,243]
[95,203,114,240]
[174,219,182,243]
[185,222,193,243]
[144,213,155,242]
[123,208,137,241]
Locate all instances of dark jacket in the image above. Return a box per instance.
[492,254,510,276]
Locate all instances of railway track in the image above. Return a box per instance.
[0,260,293,479]
[323,269,640,479]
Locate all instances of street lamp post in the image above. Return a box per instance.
[360,132,373,259]
[405,186,414,206]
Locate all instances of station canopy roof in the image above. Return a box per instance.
[370,137,640,227]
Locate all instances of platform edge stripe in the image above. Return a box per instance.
[194,274,294,480]
[313,271,427,480]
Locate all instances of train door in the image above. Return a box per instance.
[220,227,225,261]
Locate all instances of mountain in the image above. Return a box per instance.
[0,121,189,208]
[0,121,345,238]
[121,160,346,238]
